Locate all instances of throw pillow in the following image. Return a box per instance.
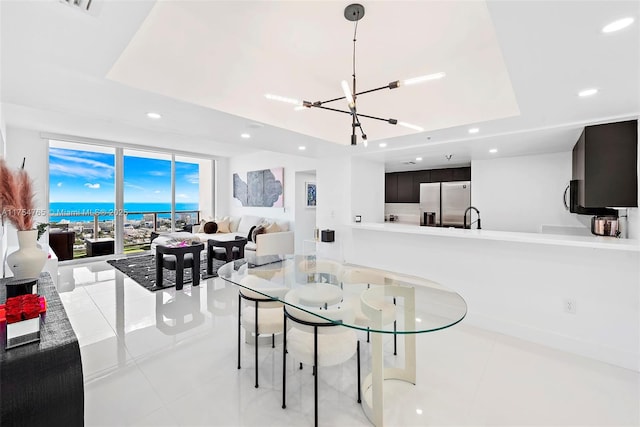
[247,225,257,242]
[217,217,231,233]
[251,225,266,242]
[203,221,218,234]
[264,222,280,233]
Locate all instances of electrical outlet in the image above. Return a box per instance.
[563,298,576,314]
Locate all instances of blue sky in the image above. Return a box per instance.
[49,148,199,203]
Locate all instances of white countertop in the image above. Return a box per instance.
[351,222,640,252]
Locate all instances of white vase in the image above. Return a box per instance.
[7,229,47,279]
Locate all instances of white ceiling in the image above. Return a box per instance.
[1,0,639,171]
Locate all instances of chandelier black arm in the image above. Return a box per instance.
[311,81,400,106]
[306,104,398,125]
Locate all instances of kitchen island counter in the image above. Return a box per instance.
[352,222,640,252]
[347,221,639,372]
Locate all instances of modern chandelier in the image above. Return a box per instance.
[265,3,445,146]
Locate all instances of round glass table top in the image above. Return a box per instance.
[218,255,467,334]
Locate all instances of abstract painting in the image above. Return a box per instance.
[233,167,284,207]
[306,182,316,208]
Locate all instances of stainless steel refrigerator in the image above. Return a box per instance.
[419,181,471,227]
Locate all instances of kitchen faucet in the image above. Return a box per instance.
[464,206,481,229]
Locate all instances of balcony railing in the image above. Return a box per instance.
[49,210,201,258]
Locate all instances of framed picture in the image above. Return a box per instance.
[306,182,317,208]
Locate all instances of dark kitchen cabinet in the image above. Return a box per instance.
[396,172,415,202]
[385,166,471,203]
[430,168,453,183]
[385,173,398,203]
[452,167,471,181]
[572,119,638,208]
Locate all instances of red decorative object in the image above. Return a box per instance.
[0,295,47,324]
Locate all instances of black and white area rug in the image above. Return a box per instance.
[107,254,227,292]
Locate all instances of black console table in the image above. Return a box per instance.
[0,273,84,426]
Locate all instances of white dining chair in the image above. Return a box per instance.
[281,287,361,427]
[238,275,289,388]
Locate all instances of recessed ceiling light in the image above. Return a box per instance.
[489,148,498,154]
[578,88,598,97]
[240,133,251,139]
[146,112,162,120]
[298,146,306,151]
[416,409,423,415]
[468,128,479,134]
[415,157,423,161]
[379,143,387,148]
[602,17,634,33]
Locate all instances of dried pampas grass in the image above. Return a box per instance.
[0,158,35,231]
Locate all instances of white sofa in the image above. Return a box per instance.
[152,215,294,265]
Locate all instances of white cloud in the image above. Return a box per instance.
[148,171,166,177]
[49,148,114,179]
[177,193,189,199]
[84,183,101,189]
[57,182,63,187]
[184,172,199,184]
[124,181,145,191]
[154,190,162,194]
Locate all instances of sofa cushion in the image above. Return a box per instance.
[203,221,218,234]
[229,216,241,233]
[217,217,231,233]
[237,215,263,234]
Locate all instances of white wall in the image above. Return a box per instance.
[472,152,588,233]
[226,150,317,234]
[350,157,385,224]
[294,171,316,254]
[4,127,49,246]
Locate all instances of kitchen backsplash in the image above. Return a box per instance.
[385,203,421,224]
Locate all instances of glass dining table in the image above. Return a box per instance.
[217,255,467,427]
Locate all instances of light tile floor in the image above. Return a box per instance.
[57,260,639,426]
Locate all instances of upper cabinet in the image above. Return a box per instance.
[572,119,638,208]
[385,167,471,203]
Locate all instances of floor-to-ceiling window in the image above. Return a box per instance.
[49,141,115,258]
[49,140,209,259]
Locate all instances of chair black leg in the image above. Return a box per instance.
[367,327,370,343]
[314,325,318,427]
[393,297,397,356]
[272,333,275,348]
[254,301,259,388]
[282,313,287,409]
[237,294,241,369]
[300,362,303,370]
[357,340,361,404]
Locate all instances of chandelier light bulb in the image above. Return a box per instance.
[341,80,355,106]
[398,122,424,132]
[264,93,302,106]
[602,17,634,33]
[403,72,446,86]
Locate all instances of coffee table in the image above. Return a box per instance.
[207,237,248,275]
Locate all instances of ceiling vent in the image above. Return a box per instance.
[402,161,416,165]
[59,0,101,17]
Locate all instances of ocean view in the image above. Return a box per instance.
[49,202,200,223]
